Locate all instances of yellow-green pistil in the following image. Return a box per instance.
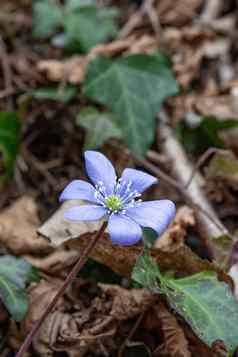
[105,195,123,212]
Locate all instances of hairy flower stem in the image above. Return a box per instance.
[15,221,107,357]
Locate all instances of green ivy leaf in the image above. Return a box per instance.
[163,272,238,353]
[32,0,63,38]
[32,86,76,103]
[132,251,238,353]
[0,112,21,181]
[63,4,118,52]
[83,54,178,156]
[0,255,39,321]
[76,107,122,149]
[33,0,118,52]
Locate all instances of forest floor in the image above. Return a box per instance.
[1,1,238,356]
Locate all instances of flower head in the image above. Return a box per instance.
[60,151,176,246]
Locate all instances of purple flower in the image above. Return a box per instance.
[60,151,176,246]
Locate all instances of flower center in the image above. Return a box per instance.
[105,195,123,212]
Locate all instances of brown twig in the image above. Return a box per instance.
[15,221,107,357]
[157,111,233,258]
[185,147,229,189]
[134,153,228,240]
[112,141,230,248]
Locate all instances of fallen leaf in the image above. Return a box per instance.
[154,302,191,357]
[38,201,232,284]
[22,279,65,335]
[99,284,155,320]
[22,277,152,357]
[37,37,137,85]
[157,0,203,26]
[0,197,50,255]
[155,205,195,251]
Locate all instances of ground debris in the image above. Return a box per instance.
[0,196,50,255]
[154,302,191,357]
[155,205,195,251]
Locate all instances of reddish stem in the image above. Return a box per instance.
[16,221,107,357]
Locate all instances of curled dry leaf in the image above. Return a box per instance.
[195,95,238,119]
[164,26,213,88]
[154,302,191,357]
[32,310,117,357]
[0,197,82,275]
[37,37,138,85]
[37,57,89,84]
[156,0,203,26]
[20,275,153,356]
[155,205,195,251]
[0,196,50,255]
[22,280,66,335]
[24,249,80,273]
[99,284,155,320]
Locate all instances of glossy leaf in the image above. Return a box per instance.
[83,54,178,156]
[76,107,122,149]
[132,251,238,353]
[0,256,39,321]
[163,272,238,353]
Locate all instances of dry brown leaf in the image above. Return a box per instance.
[182,324,215,357]
[155,205,195,251]
[205,151,238,206]
[22,280,66,335]
[24,249,80,273]
[32,310,117,357]
[99,284,155,320]
[37,56,89,84]
[211,340,229,357]
[37,37,137,85]
[154,302,191,357]
[20,277,154,356]
[0,196,50,255]
[195,95,238,119]
[38,201,232,285]
[157,0,203,26]
[163,26,214,88]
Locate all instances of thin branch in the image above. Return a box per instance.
[16,221,107,357]
[185,147,229,189]
[157,111,233,258]
[112,141,231,249]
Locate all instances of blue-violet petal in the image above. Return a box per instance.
[64,205,107,221]
[84,151,116,195]
[59,180,98,203]
[108,214,142,246]
[120,168,157,194]
[125,200,176,236]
